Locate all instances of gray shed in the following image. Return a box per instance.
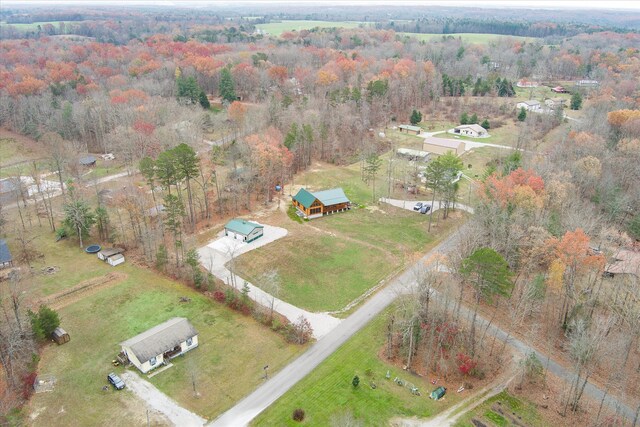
[52,327,70,345]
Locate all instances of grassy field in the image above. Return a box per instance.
[252,310,462,426]
[453,390,542,427]
[256,20,367,36]
[235,231,396,312]
[27,243,304,425]
[400,32,540,44]
[0,20,90,31]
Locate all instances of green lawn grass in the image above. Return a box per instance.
[400,32,539,44]
[316,206,437,257]
[453,390,543,427]
[0,20,90,31]
[252,310,462,426]
[27,257,304,425]
[295,163,374,207]
[256,20,367,36]
[235,232,397,312]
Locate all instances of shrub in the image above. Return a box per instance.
[352,375,360,387]
[213,291,225,303]
[287,204,303,223]
[292,408,305,422]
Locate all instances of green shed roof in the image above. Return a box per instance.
[430,386,446,400]
[225,219,263,236]
[293,188,317,209]
[399,124,422,132]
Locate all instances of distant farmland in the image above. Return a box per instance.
[399,32,539,44]
[256,20,369,35]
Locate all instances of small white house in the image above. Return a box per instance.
[453,124,488,138]
[107,254,125,267]
[121,317,199,374]
[224,219,264,243]
[516,100,542,112]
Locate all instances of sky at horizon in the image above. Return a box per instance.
[2,0,640,10]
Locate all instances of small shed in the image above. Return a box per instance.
[107,254,125,267]
[430,386,447,400]
[52,327,70,345]
[399,125,422,135]
[98,248,124,261]
[79,155,97,167]
[0,239,13,269]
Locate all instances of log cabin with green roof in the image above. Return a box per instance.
[292,188,351,219]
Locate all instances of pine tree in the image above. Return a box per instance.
[570,92,583,110]
[470,113,478,124]
[410,109,422,125]
[481,119,490,129]
[517,107,527,122]
[460,112,469,125]
[219,67,237,103]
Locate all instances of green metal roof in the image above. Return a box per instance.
[399,124,422,132]
[293,187,350,208]
[225,219,264,236]
[313,188,350,206]
[293,188,317,209]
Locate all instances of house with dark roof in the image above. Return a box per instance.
[79,155,97,167]
[0,239,13,269]
[224,219,264,243]
[292,188,351,219]
[121,317,198,374]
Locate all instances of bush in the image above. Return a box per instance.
[352,375,360,387]
[292,408,305,422]
[213,291,225,303]
[287,204,303,223]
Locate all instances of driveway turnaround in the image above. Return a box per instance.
[198,223,342,339]
[380,198,475,215]
[121,371,206,427]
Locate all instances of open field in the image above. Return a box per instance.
[256,20,368,35]
[400,32,540,44]
[235,230,396,312]
[0,20,91,31]
[252,310,463,426]
[26,240,304,425]
[453,390,542,427]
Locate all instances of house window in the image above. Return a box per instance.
[150,356,157,366]
[187,337,193,346]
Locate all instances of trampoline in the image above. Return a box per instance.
[85,245,101,254]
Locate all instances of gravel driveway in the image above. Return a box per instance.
[121,371,206,426]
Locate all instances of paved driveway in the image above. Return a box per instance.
[198,222,342,339]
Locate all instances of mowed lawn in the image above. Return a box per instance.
[256,20,366,36]
[27,264,304,425]
[235,231,397,312]
[252,311,462,426]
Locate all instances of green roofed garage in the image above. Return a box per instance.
[224,219,264,243]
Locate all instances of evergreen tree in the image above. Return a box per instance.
[570,92,583,110]
[199,91,211,109]
[517,107,527,122]
[176,76,201,105]
[30,305,60,340]
[460,112,469,125]
[470,113,478,124]
[63,182,95,248]
[219,67,237,103]
[481,119,490,129]
[410,109,422,125]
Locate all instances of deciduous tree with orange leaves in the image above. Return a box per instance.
[245,127,293,204]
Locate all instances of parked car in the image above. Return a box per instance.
[107,372,125,390]
[413,202,423,211]
[420,204,431,214]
